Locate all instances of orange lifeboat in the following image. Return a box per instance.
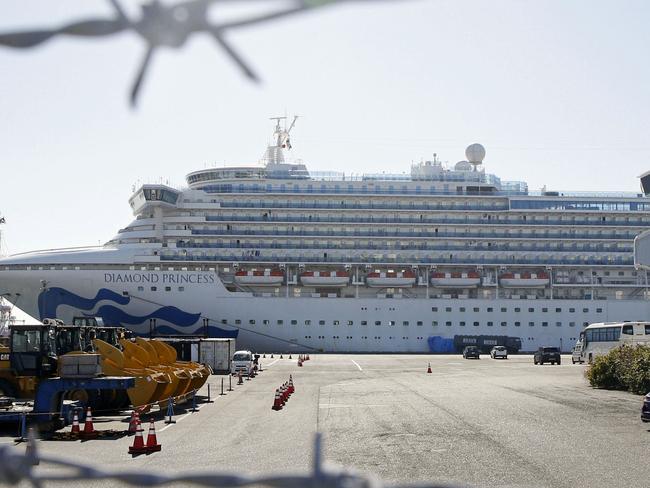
[430,271,481,288]
[366,270,416,288]
[234,268,284,286]
[500,271,549,288]
[300,270,349,287]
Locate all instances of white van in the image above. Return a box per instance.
[571,340,584,364]
[230,350,254,376]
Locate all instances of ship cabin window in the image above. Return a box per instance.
[178,287,185,292]
[277,320,283,325]
[582,308,589,313]
[528,308,534,313]
[459,307,466,312]
[151,286,157,291]
[347,320,353,326]
[528,322,534,327]
[432,321,438,326]
[138,286,144,292]
[165,287,171,292]
[417,321,423,326]
[221,319,227,324]
[487,307,493,312]
[361,321,368,325]
[263,320,270,325]
[501,322,507,327]
[515,321,521,327]
[249,320,255,325]
[487,321,493,327]
[235,320,241,324]
[473,307,480,312]
[597,308,603,313]
[305,320,311,325]
[555,308,562,313]
[501,307,507,312]
[432,307,438,312]
[319,320,325,325]
[569,308,575,313]
[542,308,548,312]
[374,321,381,326]
[445,321,452,326]
[556,322,562,327]
[403,321,409,326]
[333,320,340,325]
[445,307,452,312]
[514,308,521,313]
[460,321,466,326]
[569,321,576,327]
[473,321,479,327]
[584,322,590,327]
[542,322,549,327]
[291,320,297,325]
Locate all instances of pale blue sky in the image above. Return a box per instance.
[1,0,649,255]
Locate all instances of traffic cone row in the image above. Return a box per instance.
[129,416,161,455]
[427,362,432,374]
[271,376,295,411]
[70,410,80,435]
[128,411,140,435]
[70,407,99,438]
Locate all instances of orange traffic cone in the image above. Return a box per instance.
[272,389,282,410]
[81,407,98,439]
[298,358,303,367]
[128,411,140,435]
[289,375,295,393]
[145,418,161,453]
[306,354,310,361]
[129,422,148,455]
[427,363,432,374]
[70,410,80,435]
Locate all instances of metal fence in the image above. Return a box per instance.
[0,431,460,488]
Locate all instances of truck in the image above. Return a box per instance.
[157,338,235,374]
[453,335,522,354]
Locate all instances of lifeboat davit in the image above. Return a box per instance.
[500,272,549,288]
[234,269,284,286]
[366,270,416,288]
[300,270,349,287]
[430,271,481,288]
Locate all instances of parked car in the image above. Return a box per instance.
[490,345,508,359]
[642,393,650,423]
[571,342,584,364]
[463,346,480,359]
[534,346,561,365]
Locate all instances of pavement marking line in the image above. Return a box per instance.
[264,358,281,367]
[158,404,205,433]
[351,359,363,371]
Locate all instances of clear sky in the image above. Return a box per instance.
[1,0,649,256]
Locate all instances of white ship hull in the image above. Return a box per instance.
[1,261,648,353]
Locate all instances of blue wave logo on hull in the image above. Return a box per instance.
[37,287,238,339]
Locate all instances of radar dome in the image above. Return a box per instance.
[465,143,486,164]
[454,160,472,171]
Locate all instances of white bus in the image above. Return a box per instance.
[579,322,650,364]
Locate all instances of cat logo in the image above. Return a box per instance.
[0,353,9,361]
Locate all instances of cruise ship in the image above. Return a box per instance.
[1,117,650,352]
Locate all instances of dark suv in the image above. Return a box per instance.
[462,346,480,359]
[534,346,561,365]
[642,393,650,423]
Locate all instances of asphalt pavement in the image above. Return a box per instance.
[2,354,648,488]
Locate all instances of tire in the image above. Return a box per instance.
[534,358,538,365]
[557,360,561,366]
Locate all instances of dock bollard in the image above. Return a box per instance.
[258,361,263,372]
[164,397,176,424]
[220,378,226,396]
[228,374,233,391]
[16,411,27,442]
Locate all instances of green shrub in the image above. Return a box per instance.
[585,344,650,394]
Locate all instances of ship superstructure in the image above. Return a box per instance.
[1,117,649,352]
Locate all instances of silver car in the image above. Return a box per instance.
[490,346,508,359]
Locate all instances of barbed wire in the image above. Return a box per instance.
[0,432,462,488]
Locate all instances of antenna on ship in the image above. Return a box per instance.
[465,143,486,172]
[264,115,299,165]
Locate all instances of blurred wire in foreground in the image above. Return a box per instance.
[0,0,400,107]
[0,430,460,488]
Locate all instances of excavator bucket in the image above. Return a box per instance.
[149,339,211,392]
[93,339,170,410]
